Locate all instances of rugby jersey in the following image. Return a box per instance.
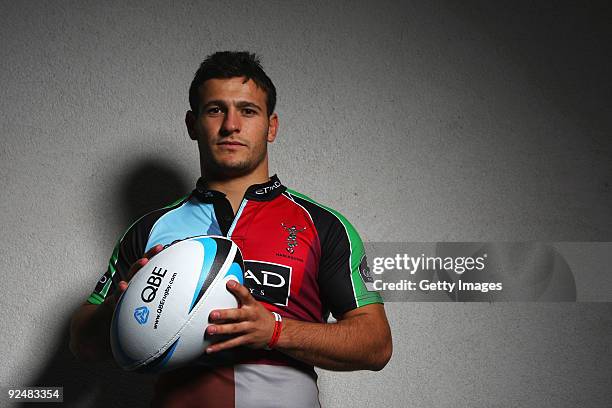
[88,175,382,407]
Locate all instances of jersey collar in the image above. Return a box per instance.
[193,174,286,202]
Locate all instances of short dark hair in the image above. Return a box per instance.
[189,51,276,116]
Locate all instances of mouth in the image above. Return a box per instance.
[217,140,246,147]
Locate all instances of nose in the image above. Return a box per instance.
[221,107,240,136]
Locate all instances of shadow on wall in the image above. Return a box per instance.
[17,315,156,408]
[19,159,191,407]
[114,159,192,227]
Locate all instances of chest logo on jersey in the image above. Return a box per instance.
[255,180,282,195]
[281,223,306,254]
[243,260,292,306]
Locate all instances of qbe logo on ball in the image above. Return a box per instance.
[111,235,245,372]
[133,306,149,325]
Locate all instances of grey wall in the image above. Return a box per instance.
[1,1,611,407]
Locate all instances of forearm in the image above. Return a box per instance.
[275,310,392,371]
[206,283,393,370]
[69,302,114,361]
[70,247,163,361]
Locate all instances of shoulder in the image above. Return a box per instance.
[119,194,192,243]
[282,189,363,246]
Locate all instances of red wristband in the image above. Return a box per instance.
[265,312,283,350]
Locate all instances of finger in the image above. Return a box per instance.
[209,308,245,323]
[106,281,129,309]
[207,321,250,336]
[125,245,163,281]
[144,244,164,259]
[226,280,254,305]
[206,335,249,354]
[127,257,149,280]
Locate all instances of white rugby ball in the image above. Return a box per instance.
[110,235,244,372]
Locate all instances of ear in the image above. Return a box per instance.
[185,110,198,141]
[267,113,279,143]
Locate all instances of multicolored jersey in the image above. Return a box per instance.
[88,175,382,408]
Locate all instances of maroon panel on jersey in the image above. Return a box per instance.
[153,365,235,408]
[230,196,323,323]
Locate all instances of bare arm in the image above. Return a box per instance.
[206,281,392,371]
[275,304,391,371]
[69,299,114,361]
[69,245,163,361]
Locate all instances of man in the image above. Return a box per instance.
[70,51,392,407]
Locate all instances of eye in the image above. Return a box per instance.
[206,106,223,115]
[242,108,257,116]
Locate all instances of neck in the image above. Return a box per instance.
[203,166,270,213]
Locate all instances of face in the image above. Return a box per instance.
[186,77,278,179]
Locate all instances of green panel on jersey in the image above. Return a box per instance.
[287,189,382,307]
[87,293,104,305]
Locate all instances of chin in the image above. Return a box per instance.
[208,162,254,179]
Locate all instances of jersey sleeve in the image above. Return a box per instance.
[86,195,191,305]
[86,220,146,305]
[286,190,383,319]
[317,213,383,318]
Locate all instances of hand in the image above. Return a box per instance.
[205,280,276,354]
[103,244,164,310]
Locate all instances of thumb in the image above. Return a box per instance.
[226,280,254,306]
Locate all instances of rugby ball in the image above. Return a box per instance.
[110,235,244,372]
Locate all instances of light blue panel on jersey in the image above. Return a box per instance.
[145,197,223,252]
